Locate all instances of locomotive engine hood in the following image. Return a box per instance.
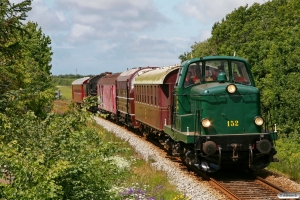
[190,82,260,97]
[189,82,262,135]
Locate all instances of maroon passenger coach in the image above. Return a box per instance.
[72,77,90,104]
[97,72,121,119]
[116,67,158,128]
[134,65,179,135]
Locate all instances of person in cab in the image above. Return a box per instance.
[184,71,194,87]
[233,71,246,82]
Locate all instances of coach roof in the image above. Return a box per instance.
[72,77,90,85]
[135,65,179,84]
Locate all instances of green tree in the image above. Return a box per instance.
[0,0,54,118]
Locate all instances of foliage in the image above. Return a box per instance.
[179,40,217,61]
[0,0,31,58]
[0,108,128,199]
[0,0,54,118]
[268,131,300,181]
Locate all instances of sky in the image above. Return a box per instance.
[11,0,267,75]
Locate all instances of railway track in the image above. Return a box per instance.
[209,173,286,200]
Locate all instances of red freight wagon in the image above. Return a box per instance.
[97,72,121,119]
[72,77,90,104]
[116,67,157,128]
[134,66,179,133]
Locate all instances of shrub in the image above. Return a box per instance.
[0,108,128,199]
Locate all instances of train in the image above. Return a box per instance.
[72,55,278,172]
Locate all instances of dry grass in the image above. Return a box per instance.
[52,100,72,114]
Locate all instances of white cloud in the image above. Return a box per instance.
[34,0,170,47]
[175,0,266,24]
[25,0,70,32]
[68,24,96,43]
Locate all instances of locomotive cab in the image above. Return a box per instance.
[164,56,278,172]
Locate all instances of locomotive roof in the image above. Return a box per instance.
[135,65,179,84]
[72,77,90,85]
[181,56,248,66]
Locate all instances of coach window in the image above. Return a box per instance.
[136,86,138,102]
[146,85,147,104]
[150,85,152,104]
[154,86,157,106]
[137,86,139,102]
[142,85,145,103]
[148,85,150,104]
[137,86,141,102]
[141,85,143,103]
[142,85,146,103]
[144,85,146,103]
[147,85,149,104]
[139,85,141,102]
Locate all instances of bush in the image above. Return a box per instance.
[0,108,128,199]
[268,132,300,181]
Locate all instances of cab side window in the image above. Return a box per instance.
[231,62,251,85]
[184,63,202,87]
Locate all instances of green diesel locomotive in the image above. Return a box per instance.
[162,56,278,172]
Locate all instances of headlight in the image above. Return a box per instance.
[226,84,237,93]
[254,116,264,126]
[201,118,211,128]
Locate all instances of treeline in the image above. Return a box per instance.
[51,75,96,86]
[52,74,96,79]
[52,77,77,86]
[179,0,300,136]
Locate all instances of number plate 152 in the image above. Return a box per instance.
[227,120,239,127]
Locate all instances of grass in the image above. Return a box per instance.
[52,100,72,114]
[56,85,72,100]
